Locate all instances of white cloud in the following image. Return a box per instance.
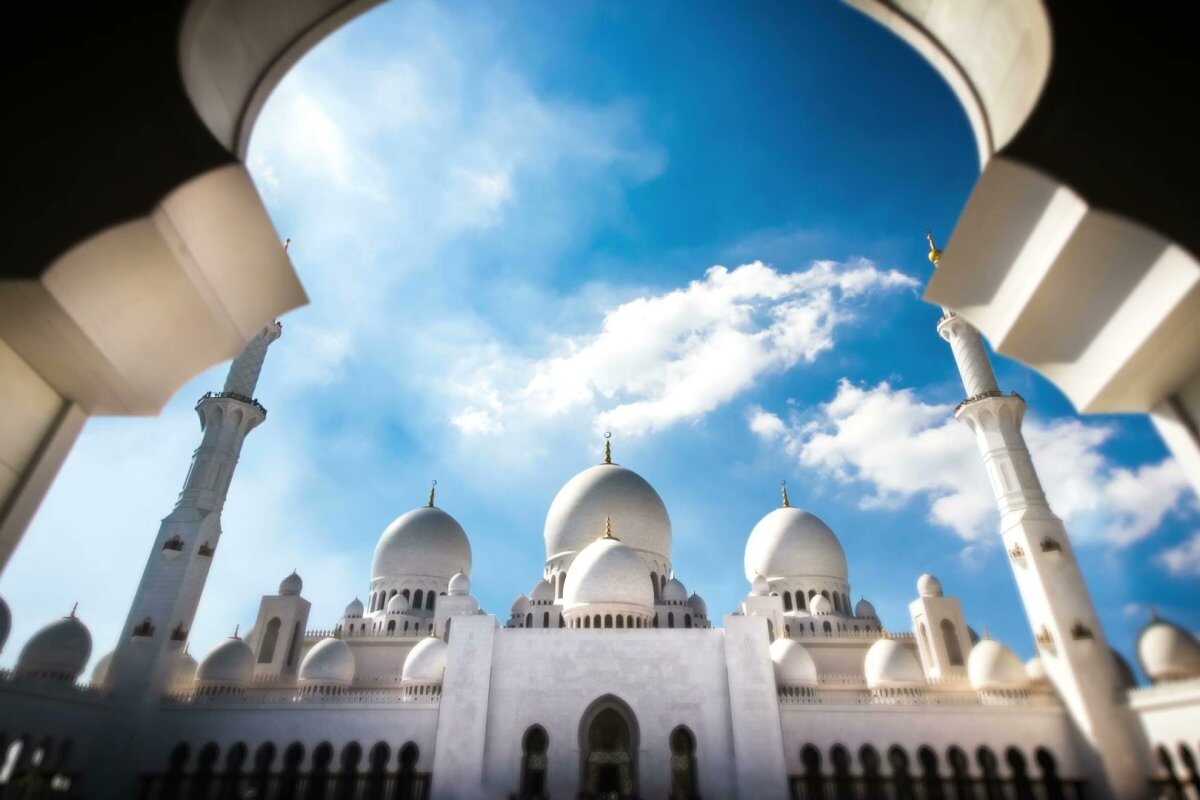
[757,379,1192,545]
[453,260,917,438]
[1157,532,1200,577]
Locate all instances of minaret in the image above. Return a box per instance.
[929,235,1149,798]
[107,322,282,702]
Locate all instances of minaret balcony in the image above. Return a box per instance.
[196,390,267,416]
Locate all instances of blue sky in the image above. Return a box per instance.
[2,0,1197,677]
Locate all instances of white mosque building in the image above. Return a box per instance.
[1,246,1199,799]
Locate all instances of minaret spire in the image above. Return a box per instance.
[931,233,1149,797]
[603,432,613,465]
[780,481,791,508]
[107,322,283,704]
[428,480,438,508]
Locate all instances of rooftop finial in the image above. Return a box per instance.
[603,431,613,465]
[69,602,78,618]
[926,231,941,267]
[428,480,438,508]
[603,516,618,540]
[283,238,291,253]
[780,481,791,508]
[232,624,240,639]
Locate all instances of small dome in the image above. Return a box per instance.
[196,635,254,687]
[1137,616,1200,683]
[687,593,708,617]
[855,599,878,619]
[511,595,530,615]
[1025,656,1048,685]
[744,507,848,583]
[373,505,472,582]
[563,536,653,609]
[662,577,688,603]
[344,598,364,618]
[967,639,1028,691]
[299,637,356,685]
[750,574,770,596]
[770,638,819,687]
[91,651,114,688]
[544,464,671,564]
[530,579,555,602]
[402,636,448,683]
[279,571,303,596]
[16,612,92,681]
[809,594,833,615]
[864,638,924,689]
[917,573,943,598]
[448,572,471,596]
[0,594,10,655]
[386,594,410,615]
[171,650,198,691]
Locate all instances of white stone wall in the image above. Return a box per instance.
[1131,679,1200,762]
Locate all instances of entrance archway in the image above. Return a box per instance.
[579,695,638,800]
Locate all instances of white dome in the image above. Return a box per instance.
[16,613,92,681]
[171,650,198,691]
[279,571,303,596]
[864,638,924,689]
[511,595,530,615]
[1025,656,1048,684]
[967,639,1029,690]
[855,599,878,619]
[386,594,410,615]
[299,637,356,685]
[544,464,671,564]
[744,507,847,583]
[687,593,707,617]
[91,651,114,687]
[402,636,448,683]
[750,574,770,596]
[1137,617,1200,683]
[344,598,364,618]
[196,635,254,687]
[563,535,653,609]
[917,573,943,598]
[809,594,832,615]
[530,579,555,602]
[448,572,471,596]
[0,594,10,655]
[770,638,819,687]
[662,577,687,603]
[373,506,472,582]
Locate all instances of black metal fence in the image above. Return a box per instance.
[137,770,431,800]
[787,774,1086,800]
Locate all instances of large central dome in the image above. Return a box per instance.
[544,464,671,564]
[373,505,472,581]
[744,506,847,583]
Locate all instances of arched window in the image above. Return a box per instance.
[859,745,883,799]
[604,614,613,629]
[258,617,282,663]
[581,697,638,799]
[398,743,420,800]
[1035,747,1066,800]
[594,614,601,629]
[280,742,304,800]
[822,621,832,634]
[668,612,675,628]
[795,591,806,610]
[526,613,533,627]
[767,620,775,641]
[426,592,435,611]
[650,571,659,601]
[365,742,390,800]
[977,747,1003,800]
[947,746,972,799]
[387,620,396,634]
[669,727,698,800]
[400,589,409,602]
[616,615,624,628]
[584,616,591,628]
[808,589,816,601]
[800,745,823,799]
[413,589,424,610]
[543,612,550,628]
[821,590,830,602]
[888,747,914,799]
[221,743,248,796]
[160,741,188,794]
[251,743,277,799]
[917,746,943,800]
[832,593,842,612]
[783,592,793,611]
[1006,748,1034,800]
[684,614,692,628]
[940,619,964,666]
[519,726,549,799]
[192,742,219,797]
[335,742,362,800]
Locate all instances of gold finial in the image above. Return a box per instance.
[283,238,291,253]
[602,516,619,540]
[69,602,78,618]
[780,481,791,508]
[232,624,240,639]
[428,480,437,508]
[926,231,941,266]
[603,432,613,465]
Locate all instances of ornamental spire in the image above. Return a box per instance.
[603,432,613,465]
[926,231,941,266]
[780,481,791,508]
[602,516,618,540]
[428,480,438,508]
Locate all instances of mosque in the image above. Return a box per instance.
[1,245,1198,799]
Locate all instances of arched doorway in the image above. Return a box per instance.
[579,695,638,799]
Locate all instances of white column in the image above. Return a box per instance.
[722,614,789,800]
[939,313,1151,798]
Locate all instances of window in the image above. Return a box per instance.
[387,620,396,633]
[519,726,549,799]
[796,591,806,610]
[669,727,698,799]
[258,617,281,663]
[667,612,674,628]
[684,615,692,628]
[651,572,659,601]
[285,621,302,666]
[783,592,793,611]
[543,612,550,628]
[526,613,533,627]
[605,614,613,629]
[426,592,435,611]
[941,619,964,666]
[413,589,424,609]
